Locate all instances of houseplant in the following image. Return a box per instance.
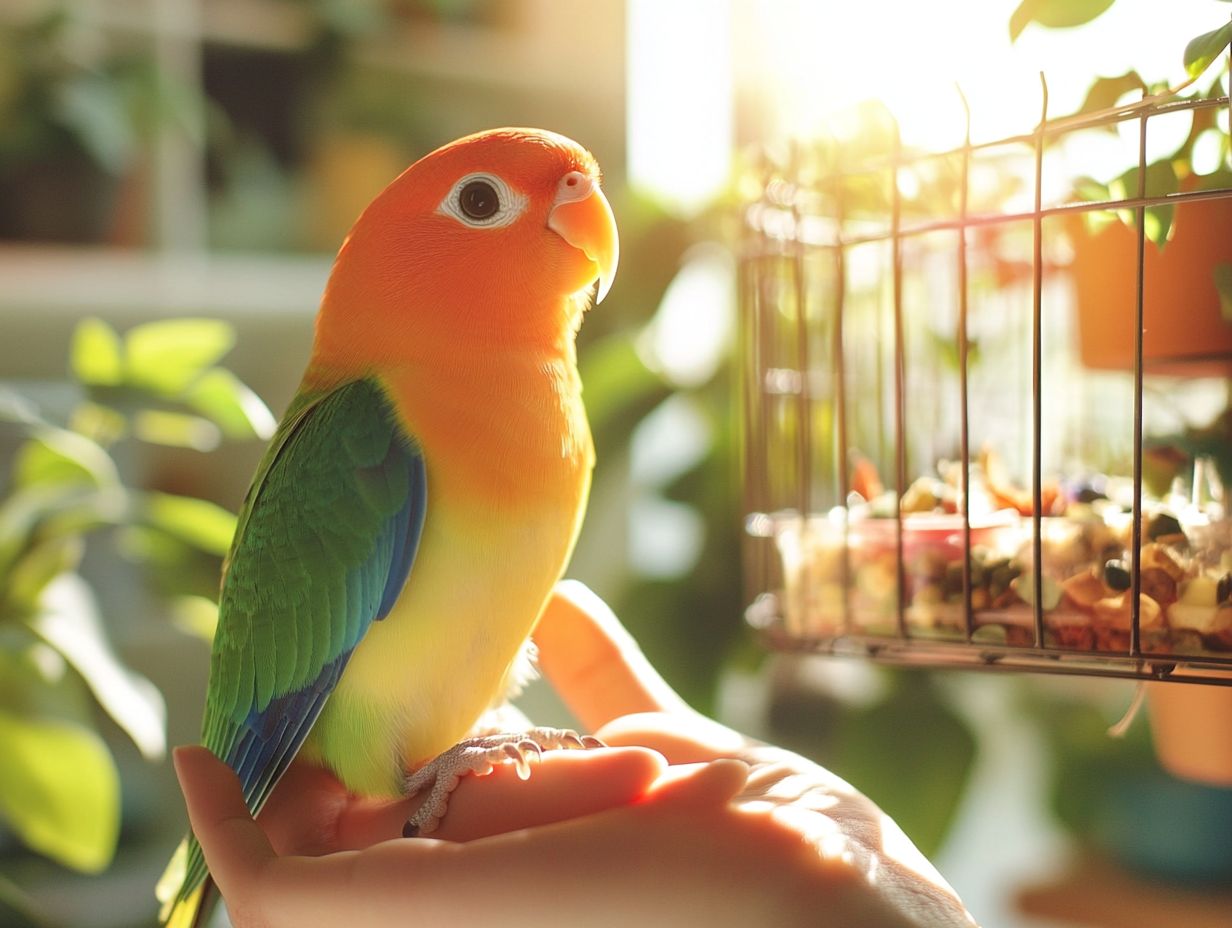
[0,317,270,923]
[0,6,198,244]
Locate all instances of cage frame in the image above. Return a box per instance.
[740,66,1232,687]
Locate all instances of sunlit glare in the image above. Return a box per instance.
[738,0,1226,150]
[630,394,711,577]
[627,0,1226,217]
[627,0,733,215]
[638,245,734,388]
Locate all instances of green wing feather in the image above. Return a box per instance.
[165,377,426,917]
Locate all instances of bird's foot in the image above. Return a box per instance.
[402,727,604,837]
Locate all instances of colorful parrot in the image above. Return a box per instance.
[157,127,618,927]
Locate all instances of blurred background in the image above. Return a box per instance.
[1,1,1231,926]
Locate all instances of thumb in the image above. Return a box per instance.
[534,581,691,731]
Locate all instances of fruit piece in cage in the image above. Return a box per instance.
[851,453,884,503]
[980,447,1064,516]
[1168,574,1232,651]
[766,455,1232,655]
[1062,567,1107,610]
[1092,592,1169,653]
[1141,541,1187,582]
[774,508,1027,638]
[774,515,898,637]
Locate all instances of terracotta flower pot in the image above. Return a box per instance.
[1148,681,1232,786]
[1067,193,1232,378]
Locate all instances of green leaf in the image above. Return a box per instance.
[184,368,276,440]
[1078,71,1146,119]
[143,492,236,557]
[1009,0,1115,41]
[0,707,120,873]
[123,318,235,395]
[0,390,41,427]
[5,537,84,611]
[36,487,129,545]
[1184,21,1232,80]
[831,673,976,855]
[53,73,134,175]
[0,484,125,587]
[29,575,166,760]
[0,642,84,725]
[1072,175,1110,203]
[13,429,119,491]
[67,402,128,447]
[1111,160,1179,249]
[172,594,219,641]
[1216,263,1232,324]
[132,409,221,450]
[70,318,124,387]
[115,524,194,569]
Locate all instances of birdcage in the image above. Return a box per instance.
[739,75,1232,686]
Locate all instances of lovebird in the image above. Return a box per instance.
[157,127,618,927]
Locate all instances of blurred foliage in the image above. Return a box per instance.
[751,99,1025,233]
[829,673,976,857]
[0,8,199,176]
[576,192,752,713]
[1027,688,1156,838]
[586,188,974,858]
[1013,0,1232,249]
[1026,685,1232,884]
[1008,0,1117,41]
[0,319,268,891]
[1011,0,1232,64]
[1026,1,1232,490]
[721,0,1232,862]
[0,6,201,242]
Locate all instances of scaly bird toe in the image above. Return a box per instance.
[401,727,604,837]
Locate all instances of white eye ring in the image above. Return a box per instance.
[437,172,529,229]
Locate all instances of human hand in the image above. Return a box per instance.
[534,581,980,928]
[173,741,739,928]
[174,581,979,927]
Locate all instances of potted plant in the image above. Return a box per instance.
[0,317,271,923]
[1026,3,1232,375]
[0,6,195,244]
[1014,0,1232,790]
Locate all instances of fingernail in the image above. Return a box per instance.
[171,745,199,782]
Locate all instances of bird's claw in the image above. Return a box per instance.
[503,738,543,779]
[402,727,603,836]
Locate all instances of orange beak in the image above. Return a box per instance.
[547,171,619,303]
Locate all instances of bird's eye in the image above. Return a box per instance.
[458,180,499,221]
[437,172,528,229]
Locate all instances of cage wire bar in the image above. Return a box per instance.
[740,70,1232,687]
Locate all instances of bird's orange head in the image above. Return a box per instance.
[313,128,618,369]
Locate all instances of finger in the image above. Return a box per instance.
[173,746,276,900]
[434,746,666,841]
[643,759,750,807]
[345,764,759,927]
[334,746,666,847]
[534,581,691,731]
[598,712,750,766]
